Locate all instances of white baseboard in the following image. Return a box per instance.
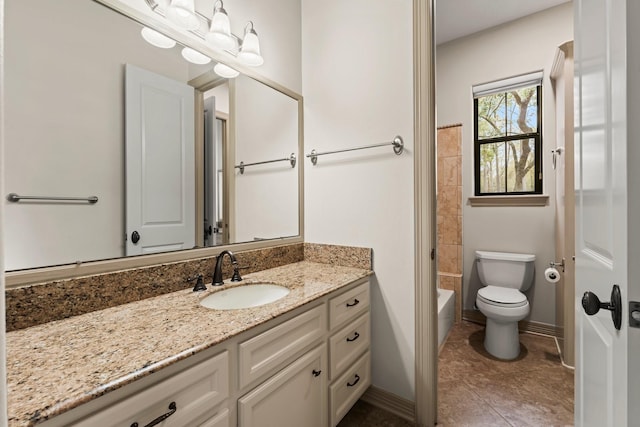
[361,385,416,423]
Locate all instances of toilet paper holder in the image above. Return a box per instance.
[549,258,565,273]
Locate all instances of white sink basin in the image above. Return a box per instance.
[200,284,290,310]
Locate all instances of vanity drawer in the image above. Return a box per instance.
[239,304,326,388]
[329,281,370,330]
[329,351,371,427]
[74,351,229,427]
[329,313,370,380]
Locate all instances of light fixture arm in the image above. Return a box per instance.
[244,21,257,35]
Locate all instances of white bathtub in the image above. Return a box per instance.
[438,288,455,347]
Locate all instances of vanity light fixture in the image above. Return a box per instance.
[166,0,200,30]
[214,63,240,78]
[181,47,212,64]
[206,0,235,50]
[144,0,265,68]
[140,27,176,49]
[237,22,264,66]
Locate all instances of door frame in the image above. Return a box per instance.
[413,0,438,425]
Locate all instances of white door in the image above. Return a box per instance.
[125,64,195,255]
[203,96,217,247]
[574,0,628,425]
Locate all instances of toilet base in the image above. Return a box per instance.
[484,318,521,360]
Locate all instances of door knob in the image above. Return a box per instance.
[131,231,140,244]
[581,284,622,330]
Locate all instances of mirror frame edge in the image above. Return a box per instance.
[4,0,305,289]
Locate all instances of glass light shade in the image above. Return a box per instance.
[238,27,264,66]
[206,6,235,50]
[181,47,211,65]
[140,27,176,49]
[214,63,240,78]
[166,0,199,30]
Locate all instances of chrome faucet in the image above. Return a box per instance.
[212,250,242,285]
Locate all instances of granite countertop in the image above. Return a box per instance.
[6,261,372,427]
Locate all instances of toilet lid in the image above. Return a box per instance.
[478,286,527,306]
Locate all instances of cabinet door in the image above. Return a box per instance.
[238,344,327,427]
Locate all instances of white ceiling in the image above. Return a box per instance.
[435,0,572,45]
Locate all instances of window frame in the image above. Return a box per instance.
[473,84,543,196]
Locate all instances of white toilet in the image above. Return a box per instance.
[475,250,535,360]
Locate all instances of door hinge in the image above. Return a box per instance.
[630,301,640,328]
[430,248,435,260]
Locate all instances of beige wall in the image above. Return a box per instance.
[302,0,415,400]
[436,3,574,326]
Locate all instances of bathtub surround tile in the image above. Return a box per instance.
[437,124,462,158]
[438,321,574,426]
[438,156,459,188]
[438,215,460,246]
[438,274,454,290]
[453,276,462,322]
[437,244,459,274]
[436,124,463,282]
[303,243,372,270]
[437,185,458,216]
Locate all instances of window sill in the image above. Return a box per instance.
[468,194,549,207]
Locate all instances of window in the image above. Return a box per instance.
[473,73,542,195]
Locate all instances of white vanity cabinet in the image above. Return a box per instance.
[40,278,371,427]
[327,281,371,426]
[236,279,370,427]
[238,344,327,427]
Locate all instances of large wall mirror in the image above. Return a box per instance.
[4,0,302,280]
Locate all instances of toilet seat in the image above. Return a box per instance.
[477,286,527,307]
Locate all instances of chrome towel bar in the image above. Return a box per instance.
[6,193,98,204]
[306,135,404,165]
[235,153,296,174]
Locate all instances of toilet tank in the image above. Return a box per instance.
[475,251,536,291]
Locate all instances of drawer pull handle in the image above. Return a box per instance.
[131,402,177,427]
[347,374,360,387]
[312,369,322,377]
[346,299,360,307]
[346,332,360,342]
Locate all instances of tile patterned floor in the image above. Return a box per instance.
[438,321,574,427]
[338,321,574,426]
[337,400,415,427]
